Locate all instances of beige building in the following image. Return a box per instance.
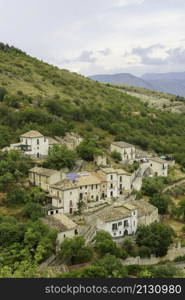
[55,132,83,150]
[49,179,79,215]
[99,168,134,198]
[42,213,79,246]
[149,157,168,177]
[127,200,159,226]
[29,167,61,192]
[111,141,136,162]
[94,154,107,167]
[95,202,138,239]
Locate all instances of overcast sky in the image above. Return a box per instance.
[0,0,185,76]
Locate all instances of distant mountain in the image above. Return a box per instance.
[89,73,152,89]
[142,72,185,81]
[89,72,185,97]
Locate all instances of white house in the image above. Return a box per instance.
[98,168,134,198]
[49,179,79,215]
[111,141,136,162]
[9,130,49,158]
[95,202,138,238]
[42,213,79,247]
[149,157,168,177]
[29,167,61,192]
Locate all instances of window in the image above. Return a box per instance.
[70,191,72,195]
[59,200,61,204]
[120,184,122,189]
[91,185,93,190]
[44,138,47,142]
[110,183,113,189]
[120,176,122,182]
[118,222,122,226]
[110,191,113,197]
[56,210,58,214]
[80,186,82,190]
[110,175,113,180]
[85,185,87,189]
[124,220,129,227]
[96,185,98,189]
[37,139,39,145]
[112,223,118,231]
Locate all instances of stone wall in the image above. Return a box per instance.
[123,243,185,266]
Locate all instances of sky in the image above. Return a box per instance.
[0,0,185,76]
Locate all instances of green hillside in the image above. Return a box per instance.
[107,83,185,114]
[1,43,185,166]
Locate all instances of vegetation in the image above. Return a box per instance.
[59,236,93,265]
[136,223,175,257]
[44,145,77,170]
[0,214,57,277]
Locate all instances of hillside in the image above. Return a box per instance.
[106,83,185,114]
[89,72,185,97]
[1,43,185,167]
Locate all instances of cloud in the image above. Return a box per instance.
[75,50,97,63]
[98,48,112,56]
[116,0,145,6]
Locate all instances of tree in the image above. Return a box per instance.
[149,194,171,215]
[44,145,77,170]
[174,198,185,222]
[77,138,101,161]
[141,177,168,197]
[94,231,127,258]
[6,188,30,205]
[93,254,128,278]
[111,150,122,162]
[23,202,44,220]
[136,223,175,257]
[60,236,93,265]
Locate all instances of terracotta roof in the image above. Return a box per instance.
[42,213,77,231]
[29,167,59,177]
[20,130,44,138]
[111,141,135,148]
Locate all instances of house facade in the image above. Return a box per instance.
[29,167,61,192]
[96,203,138,238]
[9,130,49,158]
[111,141,136,162]
[149,157,168,177]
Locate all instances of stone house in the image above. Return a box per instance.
[99,168,134,198]
[9,130,49,158]
[42,213,79,246]
[49,179,79,215]
[55,132,83,150]
[110,141,136,162]
[29,167,61,192]
[95,203,138,239]
[125,200,159,226]
[149,157,168,177]
[94,154,107,167]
